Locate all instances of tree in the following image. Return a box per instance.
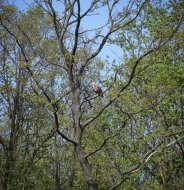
[0,0,183,189]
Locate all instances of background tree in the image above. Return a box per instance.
[0,0,183,190]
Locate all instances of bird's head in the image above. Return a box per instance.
[91,82,96,86]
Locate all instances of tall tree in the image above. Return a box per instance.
[0,0,183,189]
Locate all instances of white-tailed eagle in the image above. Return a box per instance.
[91,82,103,97]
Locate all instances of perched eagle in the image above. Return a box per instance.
[91,82,103,97]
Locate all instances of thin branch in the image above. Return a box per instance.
[29,128,56,164]
[113,0,148,31]
[37,54,67,71]
[67,0,99,26]
[110,135,184,190]
[81,17,183,128]
[27,66,76,144]
[47,0,60,39]
[0,135,8,152]
[81,49,154,128]
[107,0,120,24]
[72,0,81,56]
[0,19,28,62]
[84,119,128,159]
[60,0,77,44]
[1,17,76,144]
[164,129,184,137]
[57,129,76,145]
[85,133,119,159]
[78,0,148,78]
[46,0,69,55]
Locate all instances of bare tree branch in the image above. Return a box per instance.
[78,0,148,77]
[72,0,81,56]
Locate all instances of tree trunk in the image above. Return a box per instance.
[69,72,98,189]
[76,145,98,190]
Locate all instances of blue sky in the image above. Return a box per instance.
[13,0,123,65]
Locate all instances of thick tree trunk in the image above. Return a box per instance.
[68,67,98,190]
[76,145,98,190]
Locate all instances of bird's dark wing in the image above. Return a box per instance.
[95,86,102,94]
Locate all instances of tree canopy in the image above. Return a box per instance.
[0,0,184,189]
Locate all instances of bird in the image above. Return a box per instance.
[91,82,103,97]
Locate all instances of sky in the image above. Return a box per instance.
[11,0,123,69]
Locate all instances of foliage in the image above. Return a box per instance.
[0,0,184,190]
